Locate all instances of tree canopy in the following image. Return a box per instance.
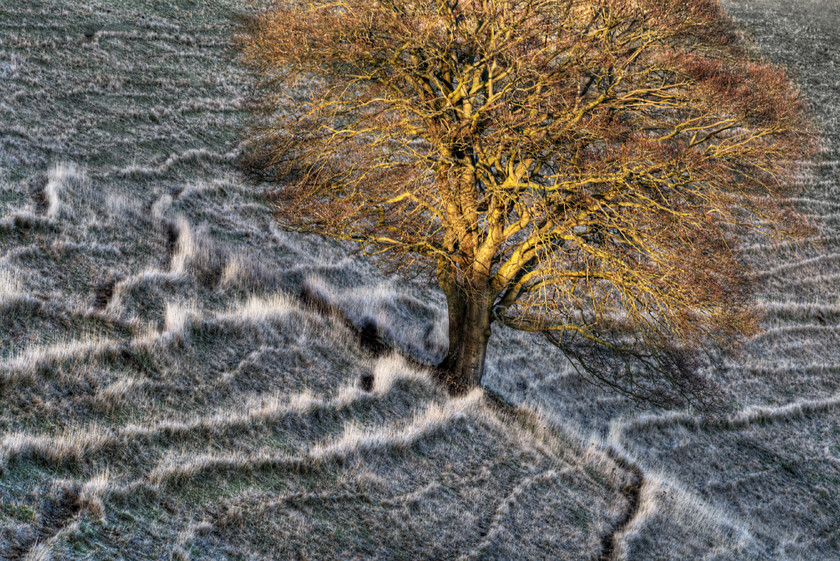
[239,0,812,406]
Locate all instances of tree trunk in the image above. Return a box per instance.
[437,286,493,395]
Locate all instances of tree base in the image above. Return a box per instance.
[432,364,471,396]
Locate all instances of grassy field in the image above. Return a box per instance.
[0,0,838,559]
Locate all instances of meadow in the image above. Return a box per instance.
[0,0,838,559]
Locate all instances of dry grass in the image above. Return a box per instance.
[0,267,23,303]
[0,0,838,559]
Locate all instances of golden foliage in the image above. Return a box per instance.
[239,0,814,404]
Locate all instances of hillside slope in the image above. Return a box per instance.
[0,1,838,559]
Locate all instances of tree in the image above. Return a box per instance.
[238,0,811,405]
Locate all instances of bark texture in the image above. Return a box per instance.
[437,286,493,393]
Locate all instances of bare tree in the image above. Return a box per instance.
[239,0,812,404]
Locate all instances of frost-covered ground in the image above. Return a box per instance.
[0,0,837,559]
